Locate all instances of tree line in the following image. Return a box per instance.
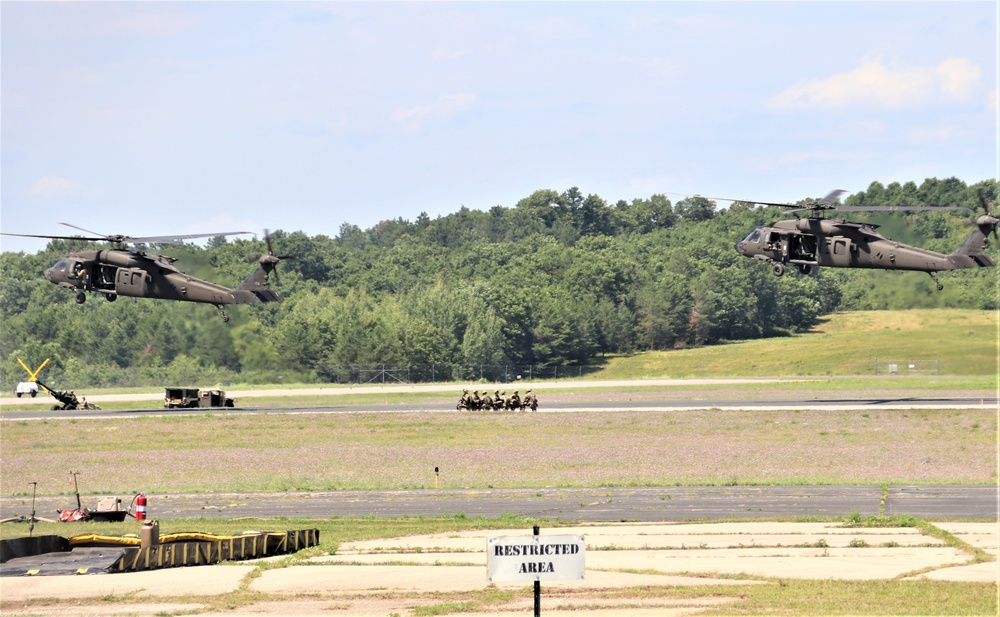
[1,177,995,389]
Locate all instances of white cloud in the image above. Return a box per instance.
[747,150,875,174]
[767,57,983,111]
[525,15,590,42]
[392,93,478,131]
[431,46,473,61]
[907,124,962,145]
[29,176,82,199]
[935,57,982,99]
[392,104,433,124]
[643,57,680,79]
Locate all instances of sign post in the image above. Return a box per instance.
[533,526,540,617]
[487,527,585,616]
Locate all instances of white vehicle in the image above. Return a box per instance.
[15,381,39,398]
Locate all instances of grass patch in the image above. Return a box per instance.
[708,579,996,615]
[2,407,995,495]
[594,309,998,379]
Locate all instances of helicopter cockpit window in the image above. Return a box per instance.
[745,230,761,243]
[54,259,68,271]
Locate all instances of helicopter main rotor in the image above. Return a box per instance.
[1,224,254,247]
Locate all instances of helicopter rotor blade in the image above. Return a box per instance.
[57,223,253,245]
[833,205,976,215]
[0,232,106,242]
[58,222,109,238]
[126,231,254,244]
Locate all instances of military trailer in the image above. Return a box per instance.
[164,387,235,408]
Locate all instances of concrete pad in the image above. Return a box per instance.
[0,565,253,602]
[910,561,1000,583]
[338,523,935,554]
[474,596,742,617]
[317,545,960,569]
[338,523,938,553]
[587,551,971,580]
[251,564,752,595]
[4,519,994,617]
[192,596,741,617]
[0,603,206,617]
[196,598,427,617]
[314,552,484,566]
[934,522,1000,553]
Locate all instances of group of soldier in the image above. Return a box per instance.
[457,388,538,412]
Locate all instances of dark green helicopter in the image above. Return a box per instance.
[1,224,291,321]
[734,190,998,290]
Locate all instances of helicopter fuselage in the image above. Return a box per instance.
[735,215,995,288]
[44,249,276,307]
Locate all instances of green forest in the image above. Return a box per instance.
[1,177,996,389]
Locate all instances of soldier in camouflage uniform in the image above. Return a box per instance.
[507,389,521,411]
[523,389,538,411]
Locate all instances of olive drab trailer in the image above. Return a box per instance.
[164,388,235,408]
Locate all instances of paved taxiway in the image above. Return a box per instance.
[2,396,995,421]
[3,485,998,522]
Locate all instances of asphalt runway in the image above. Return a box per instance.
[2,396,995,420]
[3,485,996,523]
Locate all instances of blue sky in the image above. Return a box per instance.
[2,1,996,254]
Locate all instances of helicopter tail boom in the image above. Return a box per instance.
[235,262,282,303]
[949,218,997,269]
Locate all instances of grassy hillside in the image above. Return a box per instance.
[595,310,998,378]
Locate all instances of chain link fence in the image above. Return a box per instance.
[316,363,602,385]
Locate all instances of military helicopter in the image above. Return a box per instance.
[1,224,290,321]
[734,189,998,290]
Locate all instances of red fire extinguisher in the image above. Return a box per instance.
[135,493,147,520]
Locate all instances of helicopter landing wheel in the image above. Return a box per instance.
[75,291,86,304]
[104,293,117,302]
[771,263,785,277]
[215,305,230,323]
[798,264,811,275]
[928,272,943,291]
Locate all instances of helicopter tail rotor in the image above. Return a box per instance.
[257,229,297,286]
[976,189,999,239]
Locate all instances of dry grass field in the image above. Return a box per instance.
[2,406,995,496]
[596,309,998,378]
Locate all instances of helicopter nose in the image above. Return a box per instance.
[735,241,745,255]
[44,267,54,281]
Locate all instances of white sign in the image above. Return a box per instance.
[487,535,585,582]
